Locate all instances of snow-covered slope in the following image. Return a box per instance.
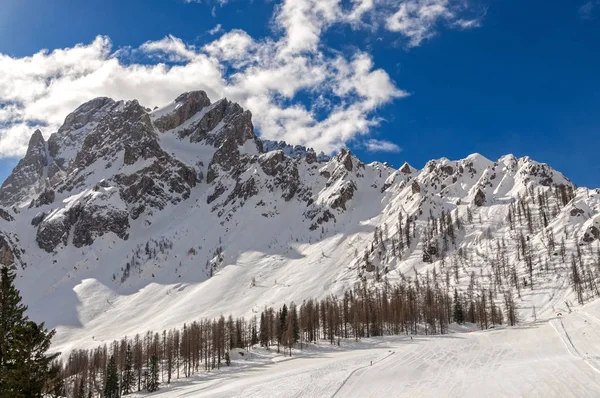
[0,90,599,355]
[125,302,600,397]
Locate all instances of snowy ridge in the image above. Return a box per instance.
[0,90,598,358]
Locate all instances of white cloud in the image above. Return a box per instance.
[386,0,481,47]
[208,24,223,35]
[0,0,481,158]
[275,0,342,55]
[346,0,375,24]
[453,17,482,29]
[139,35,199,62]
[203,30,255,64]
[364,139,402,153]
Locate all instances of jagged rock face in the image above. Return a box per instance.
[207,137,246,185]
[0,130,48,206]
[36,188,131,252]
[48,97,117,169]
[226,178,259,204]
[31,212,46,227]
[258,151,301,202]
[194,100,261,150]
[115,159,197,219]
[71,204,129,248]
[337,149,353,172]
[441,165,454,175]
[0,208,14,222]
[412,181,421,194]
[50,97,196,225]
[305,207,335,230]
[0,235,15,266]
[262,140,330,163]
[154,91,211,132]
[71,100,158,170]
[520,161,557,186]
[29,189,55,208]
[36,214,70,253]
[330,182,356,211]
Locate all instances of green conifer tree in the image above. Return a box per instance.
[104,355,119,398]
[452,288,465,324]
[122,344,135,395]
[147,354,160,392]
[0,265,58,397]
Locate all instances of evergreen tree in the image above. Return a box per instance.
[259,312,269,348]
[250,319,259,346]
[46,362,66,398]
[0,265,59,397]
[103,355,119,398]
[122,344,135,395]
[147,355,160,392]
[279,304,288,343]
[452,289,464,324]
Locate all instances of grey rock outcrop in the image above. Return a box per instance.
[0,234,15,266]
[154,91,212,132]
[0,208,14,222]
[0,130,48,206]
[474,189,486,207]
[582,225,600,243]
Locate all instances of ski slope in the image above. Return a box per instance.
[128,300,600,397]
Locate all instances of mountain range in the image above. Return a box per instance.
[1,90,599,355]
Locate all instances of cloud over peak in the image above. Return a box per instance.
[0,0,482,157]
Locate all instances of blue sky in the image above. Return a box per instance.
[0,0,599,187]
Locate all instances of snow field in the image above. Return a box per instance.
[125,303,600,397]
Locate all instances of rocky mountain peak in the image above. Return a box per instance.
[0,129,49,206]
[154,91,212,132]
[57,97,116,135]
[47,97,119,170]
[399,162,414,174]
[27,129,46,154]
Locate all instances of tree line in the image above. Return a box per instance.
[48,269,515,397]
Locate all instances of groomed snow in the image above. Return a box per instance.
[127,304,600,397]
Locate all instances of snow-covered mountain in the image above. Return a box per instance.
[1,90,599,355]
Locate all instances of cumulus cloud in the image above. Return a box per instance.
[0,0,481,158]
[364,139,402,153]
